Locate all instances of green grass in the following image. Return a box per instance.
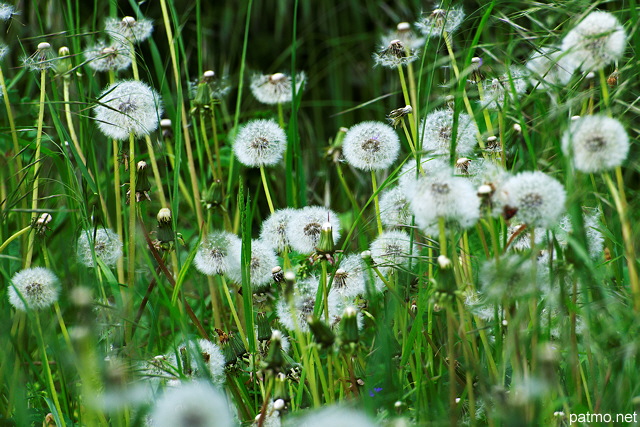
[1,0,640,426]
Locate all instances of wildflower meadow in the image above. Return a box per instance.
[1,0,640,425]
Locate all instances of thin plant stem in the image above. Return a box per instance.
[396,65,418,144]
[260,166,276,214]
[220,275,249,349]
[35,314,67,427]
[0,226,30,254]
[370,170,383,235]
[127,132,137,328]
[25,69,48,268]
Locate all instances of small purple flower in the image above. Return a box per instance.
[368,387,383,397]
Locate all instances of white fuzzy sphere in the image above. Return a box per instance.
[94,80,162,140]
[276,276,340,333]
[561,11,626,72]
[148,381,235,427]
[526,46,575,89]
[227,239,279,290]
[369,230,416,270]
[77,228,123,268]
[330,254,367,298]
[398,157,448,192]
[420,109,478,156]
[84,40,132,72]
[561,115,629,173]
[415,7,465,38]
[105,16,154,44]
[342,121,400,170]
[286,206,341,254]
[481,66,528,110]
[233,119,287,167]
[500,171,566,228]
[379,186,412,228]
[260,208,297,252]
[193,231,241,276]
[9,267,60,311]
[250,72,306,105]
[165,340,226,385]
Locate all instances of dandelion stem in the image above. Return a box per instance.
[260,166,276,214]
[220,275,249,350]
[0,226,31,254]
[370,171,383,235]
[25,69,47,268]
[127,132,137,327]
[34,314,66,427]
[396,65,418,145]
[599,68,611,113]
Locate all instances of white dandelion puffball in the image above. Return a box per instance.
[250,71,306,105]
[289,406,377,427]
[555,210,605,260]
[379,186,412,227]
[165,339,226,385]
[398,157,449,193]
[500,171,566,228]
[105,16,154,44]
[0,3,14,21]
[420,109,478,156]
[561,115,629,173]
[369,230,416,270]
[8,267,60,311]
[373,39,419,68]
[233,119,287,167]
[561,11,626,72]
[276,276,340,333]
[260,208,296,252]
[286,206,342,254]
[526,46,575,89]
[415,6,465,38]
[380,23,425,51]
[481,65,528,110]
[77,228,123,268]
[84,39,132,72]
[409,170,480,234]
[227,239,279,290]
[193,231,241,276]
[331,255,367,298]
[149,381,235,427]
[342,121,400,170]
[94,80,162,140]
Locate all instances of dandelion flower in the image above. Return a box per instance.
[84,39,132,72]
[286,206,341,254]
[227,239,279,290]
[166,339,226,385]
[380,22,425,50]
[561,115,629,173]
[194,231,240,276]
[276,277,340,333]
[409,169,480,234]
[556,209,604,259]
[105,16,154,44]
[94,80,163,140]
[420,109,478,156]
[526,46,575,89]
[369,230,416,270]
[260,208,296,252]
[289,406,377,427]
[561,11,626,72]
[77,228,123,268]
[500,171,566,228]
[250,72,306,105]
[480,254,535,302]
[8,267,60,311]
[23,42,56,71]
[373,39,418,68]
[0,3,15,21]
[481,65,528,110]
[148,381,235,427]
[415,6,465,37]
[379,186,412,227]
[233,119,287,167]
[342,121,400,170]
[398,157,448,192]
[331,255,367,298]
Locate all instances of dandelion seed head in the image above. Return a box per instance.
[561,11,626,72]
[342,121,400,170]
[409,170,480,234]
[23,42,56,71]
[165,339,226,385]
[77,228,123,268]
[379,186,412,228]
[94,80,162,140]
[193,231,240,276]
[556,209,604,259]
[0,43,9,61]
[370,230,415,270]
[233,119,287,167]
[84,39,132,72]
[561,115,629,173]
[148,381,235,427]
[286,206,341,254]
[526,46,575,89]
[227,239,279,290]
[8,267,60,311]
[501,171,566,228]
[398,157,449,193]
[250,71,306,105]
[420,109,478,156]
[330,255,367,298]
[380,22,425,51]
[105,16,154,44]
[276,277,340,333]
[480,254,535,302]
[373,39,419,68]
[415,6,465,37]
[481,65,528,110]
[260,208,296,253]
[0,3,15,20]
